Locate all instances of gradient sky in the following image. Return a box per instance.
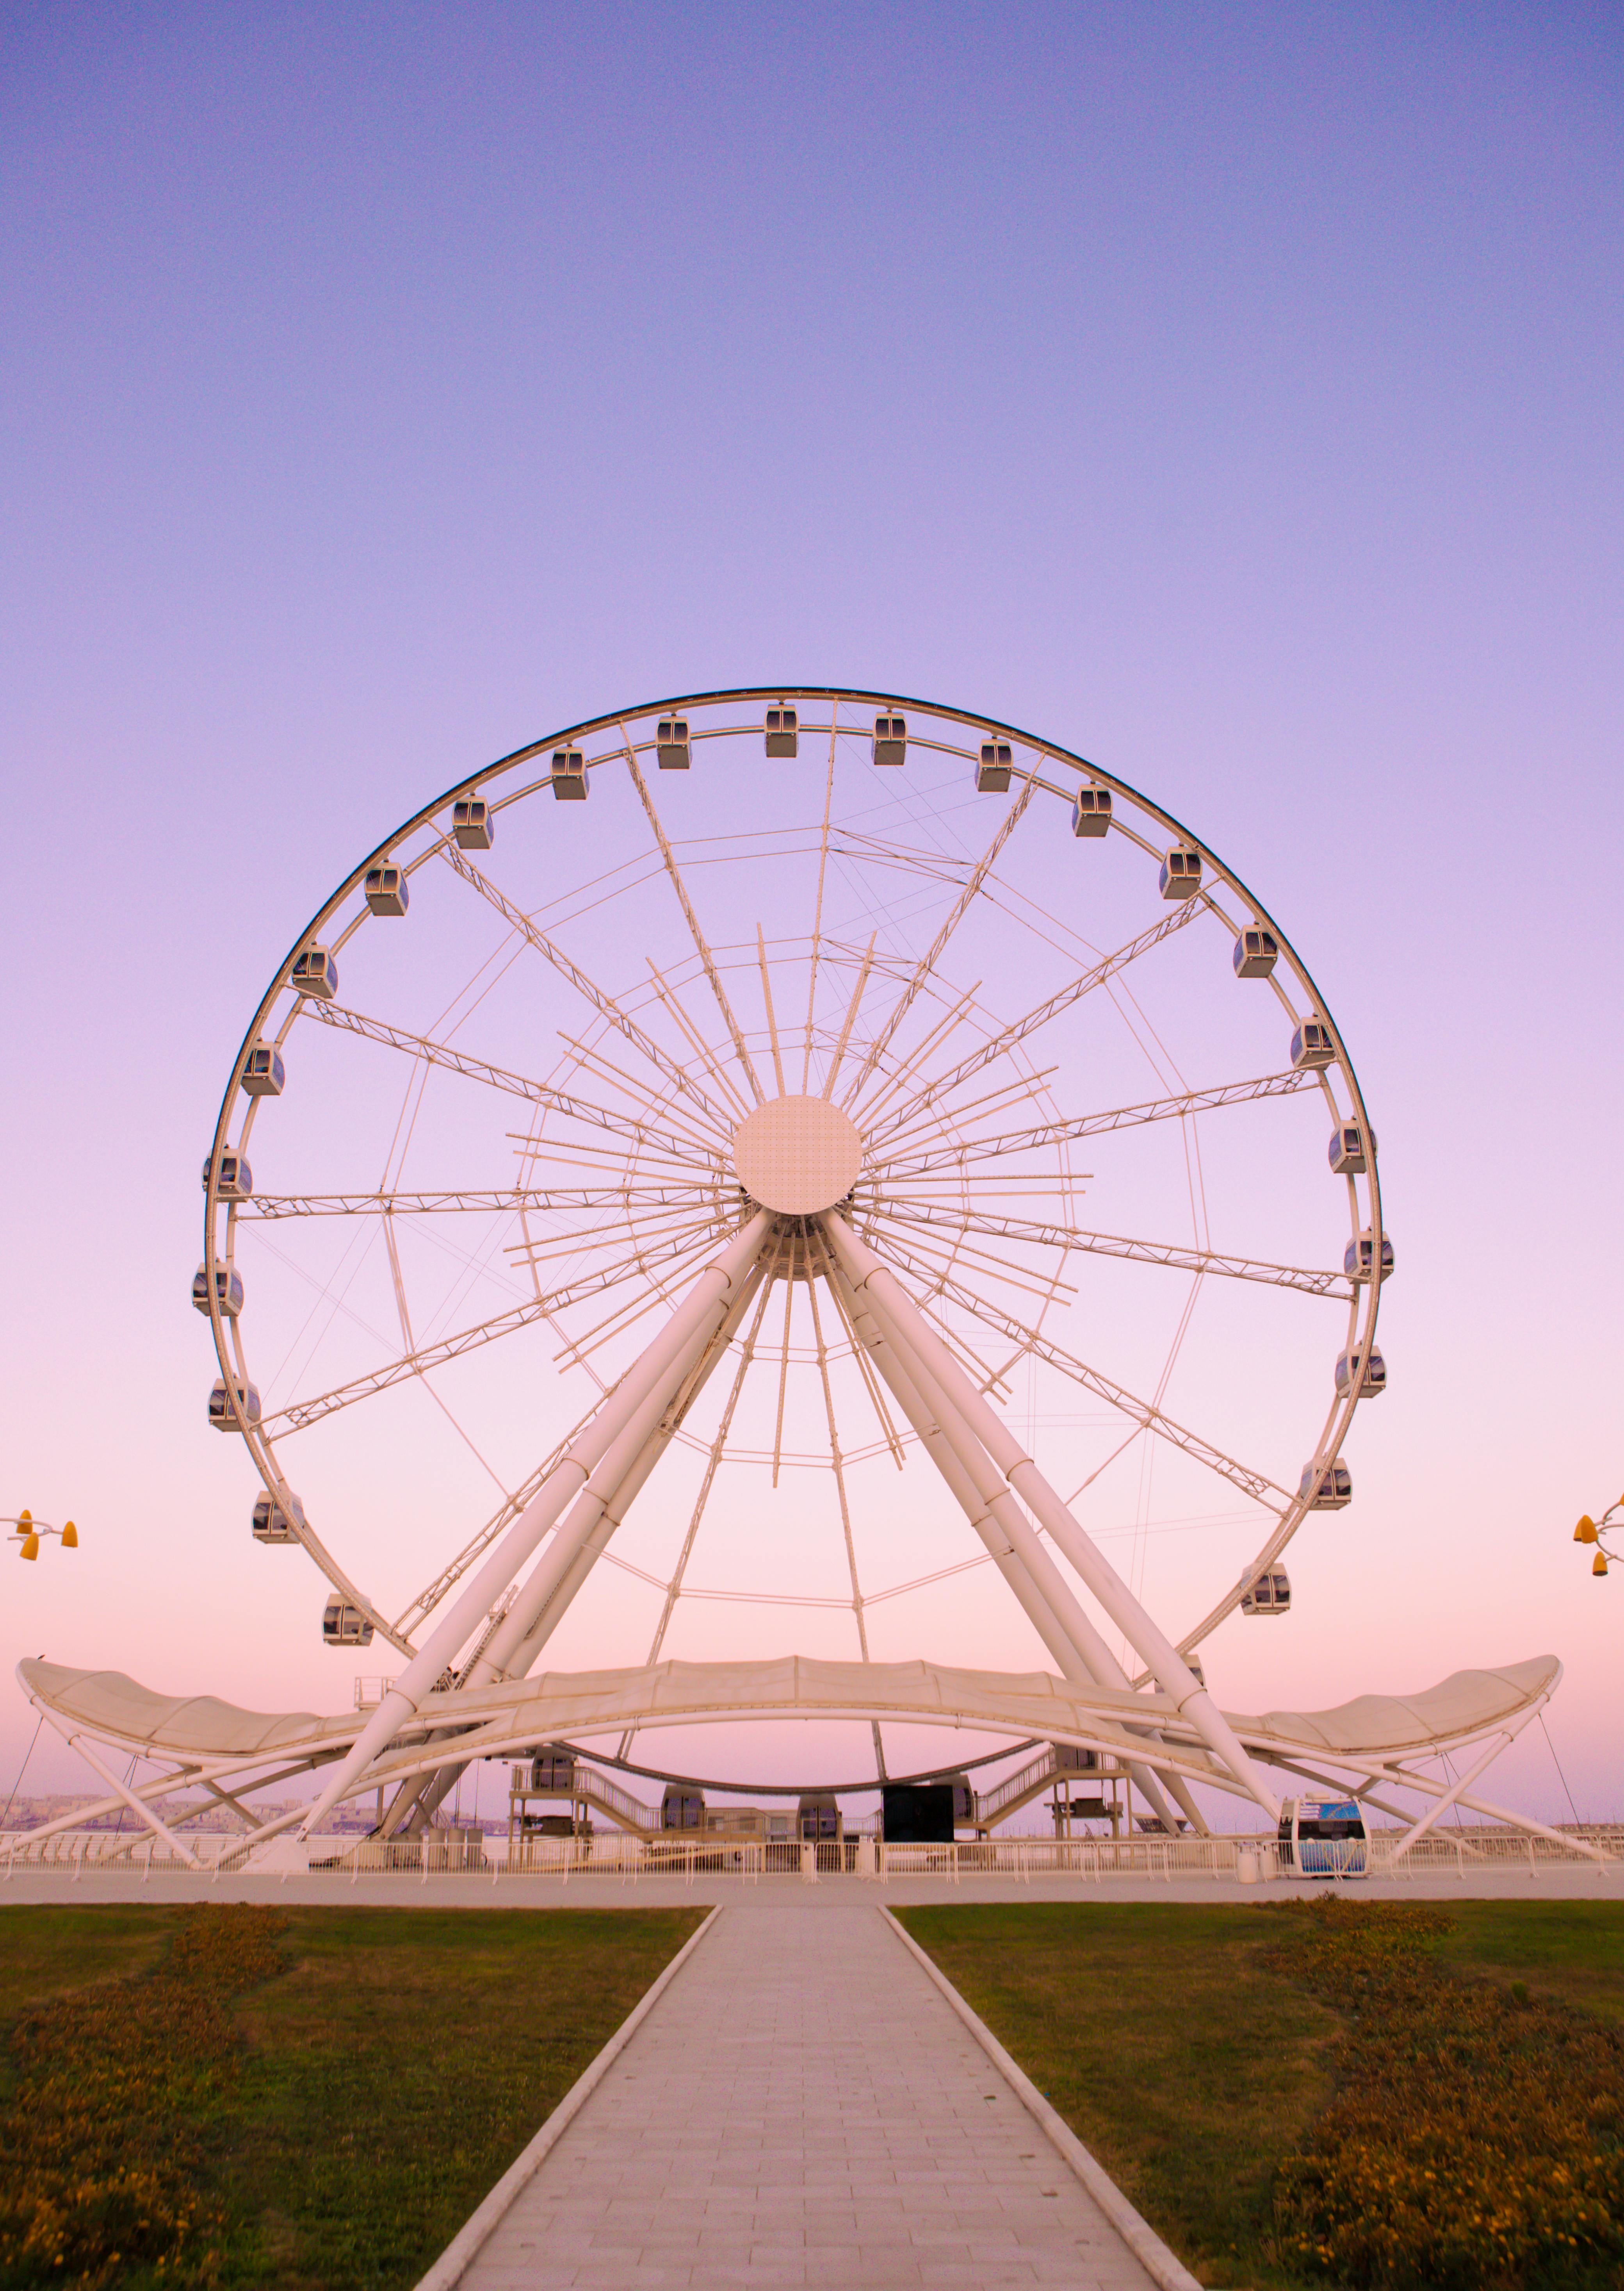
[3,4,1621,1822]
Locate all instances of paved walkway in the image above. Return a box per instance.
[460,1903,1157,2289]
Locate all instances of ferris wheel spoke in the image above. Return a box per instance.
[814,1236,906,1467]
[874,1201,1352,1300]
[845,984,981,1133]
[554,1033,727,1159]
[505,1200,728,1269]
[860,1066,1060,1168]
[622,744,764,1105]
[626,1235,782,1728]
[259,1219,723,1435]
[242,1185,711,1219]
[874,1069,1314,1180]
[819,936,877,1100]
[859,1205,1079,1309]
[301,999,703,1163]
[442,844,735,1133]
[914,910,1213,1135]
[548,1216,747,1366]
[393,1402,599,1636]
[804,1258,873,1660]
[862,899,1211,1143]
[842,778,1037,1106]
[870,1243,1288,1509]
[644,961,755,1124]
[756,924,788,1094]
[800,714,840,1091]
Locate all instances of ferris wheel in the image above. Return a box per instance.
[199,686,1388,1818]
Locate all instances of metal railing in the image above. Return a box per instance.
[4,1823,1616,1883]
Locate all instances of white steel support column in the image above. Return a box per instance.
[483,1261,770,1680]
[298,1209,772,1835]
[381,1281,769,1840]
[822,1211,1280,1820]
[831,1260,1188,1835]
[1390,1724,1523,1861]
[38,1712,205,1871]
[828,1266,1091,1683]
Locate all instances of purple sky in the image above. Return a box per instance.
[3,5,1621,1820]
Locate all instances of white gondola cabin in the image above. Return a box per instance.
[1071,786,1111,836]
[975,740,1013,792]
[208,1376,261,1432]
[550,749,588,799]
[1278,1796,1367,1878]
[1240,1567,1291,1617]
[452,798,494,849]
[661,1786,705,1831]
[529,1750,577,1793]
[1160,846,1202,899]
[364,865,409,915]
[322,1596,374,1648]
[202,1149,252,1200]
[240,1041,285,1097]
[1335,1344,1386,1400]
[251,1492,302,1544]
[1345,1229,1395,1282]
[1291,1019,1335,1070]
[1328,1120,1368,1175]
[1232,925,1279,978]
[656,717,691,768]
[872,713,906,767]
[764,704,798,758]
[1299,1458,1352,1509]
[192,1260,244,1317]
[290,946,338,1000]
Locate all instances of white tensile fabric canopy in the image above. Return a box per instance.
[16,1649,1562,1774]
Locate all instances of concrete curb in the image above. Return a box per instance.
[881,1906,1204,2291]
[411,1902,720,2291]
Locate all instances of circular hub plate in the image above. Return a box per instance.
[732,1094,864,1215]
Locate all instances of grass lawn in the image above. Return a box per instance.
[0,1901,704,2290]
[896,1898,1624,2290]
[0,1905,175,2023]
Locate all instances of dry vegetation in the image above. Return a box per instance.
[0,1900,703,2290]
[897,1895,1624,2290]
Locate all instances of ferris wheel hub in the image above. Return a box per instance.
[731,1093,864,1215]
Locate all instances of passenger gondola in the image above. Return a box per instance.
[1277,1795,1368,1877]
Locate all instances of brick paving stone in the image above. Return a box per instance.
[460,1904,1158,2289]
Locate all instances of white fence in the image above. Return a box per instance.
[4,1822,1616,1884]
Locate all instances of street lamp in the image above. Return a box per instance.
[5,1511,78,1562]
[1573,1499,1620,1578]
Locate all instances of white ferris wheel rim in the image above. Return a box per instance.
[201,685,1386,1792]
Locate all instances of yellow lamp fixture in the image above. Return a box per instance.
[7,1508,77,1559]
[1575,1494,1622,1579]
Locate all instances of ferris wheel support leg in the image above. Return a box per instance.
[821,1211,1280,1823]
[297,1211,773,1839]
[828,1264,1091,1682]
[481,1261,771,1681]
[841,1274,1185,1835]
[391,1274,772,1828]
